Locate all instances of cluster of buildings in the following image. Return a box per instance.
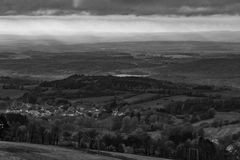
[5,102,104,118]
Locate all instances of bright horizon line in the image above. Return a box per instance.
[0,15,240,43]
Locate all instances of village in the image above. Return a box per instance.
[7,102,100,118]
[5,101,126,119]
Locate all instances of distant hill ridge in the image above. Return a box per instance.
[39,74,190,91]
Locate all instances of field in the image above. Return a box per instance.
[192,112,240,139]
[0,41,240,88]
[128,95,196,110]
[122,93,160,105]
[204,124,240,139]
[0,141,169,160]
[193,112,240,127]
[0,88,25,99]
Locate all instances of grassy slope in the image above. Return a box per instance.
[193,112,240,127]
[0,141,169,160]
[193,112,240,139]
[95,150,171,160]
[204,124,240,139]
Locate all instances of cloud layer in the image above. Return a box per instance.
[0,0,240,15]
[0,15,240,43]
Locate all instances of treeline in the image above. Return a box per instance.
[0,76,37,86]
[0,76,38,90]
[37,74,212,97]
[39,75,186,90]
[20,75,217,105]
[166,97,240,114]
[0,113,239,160]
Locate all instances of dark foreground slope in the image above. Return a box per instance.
[0,141,168,160]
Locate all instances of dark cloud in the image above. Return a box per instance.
[0,0,240,15]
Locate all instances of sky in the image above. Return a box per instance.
[0,0,240,43]
[0,0,240,15]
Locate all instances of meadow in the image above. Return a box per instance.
[0,141,170,160]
